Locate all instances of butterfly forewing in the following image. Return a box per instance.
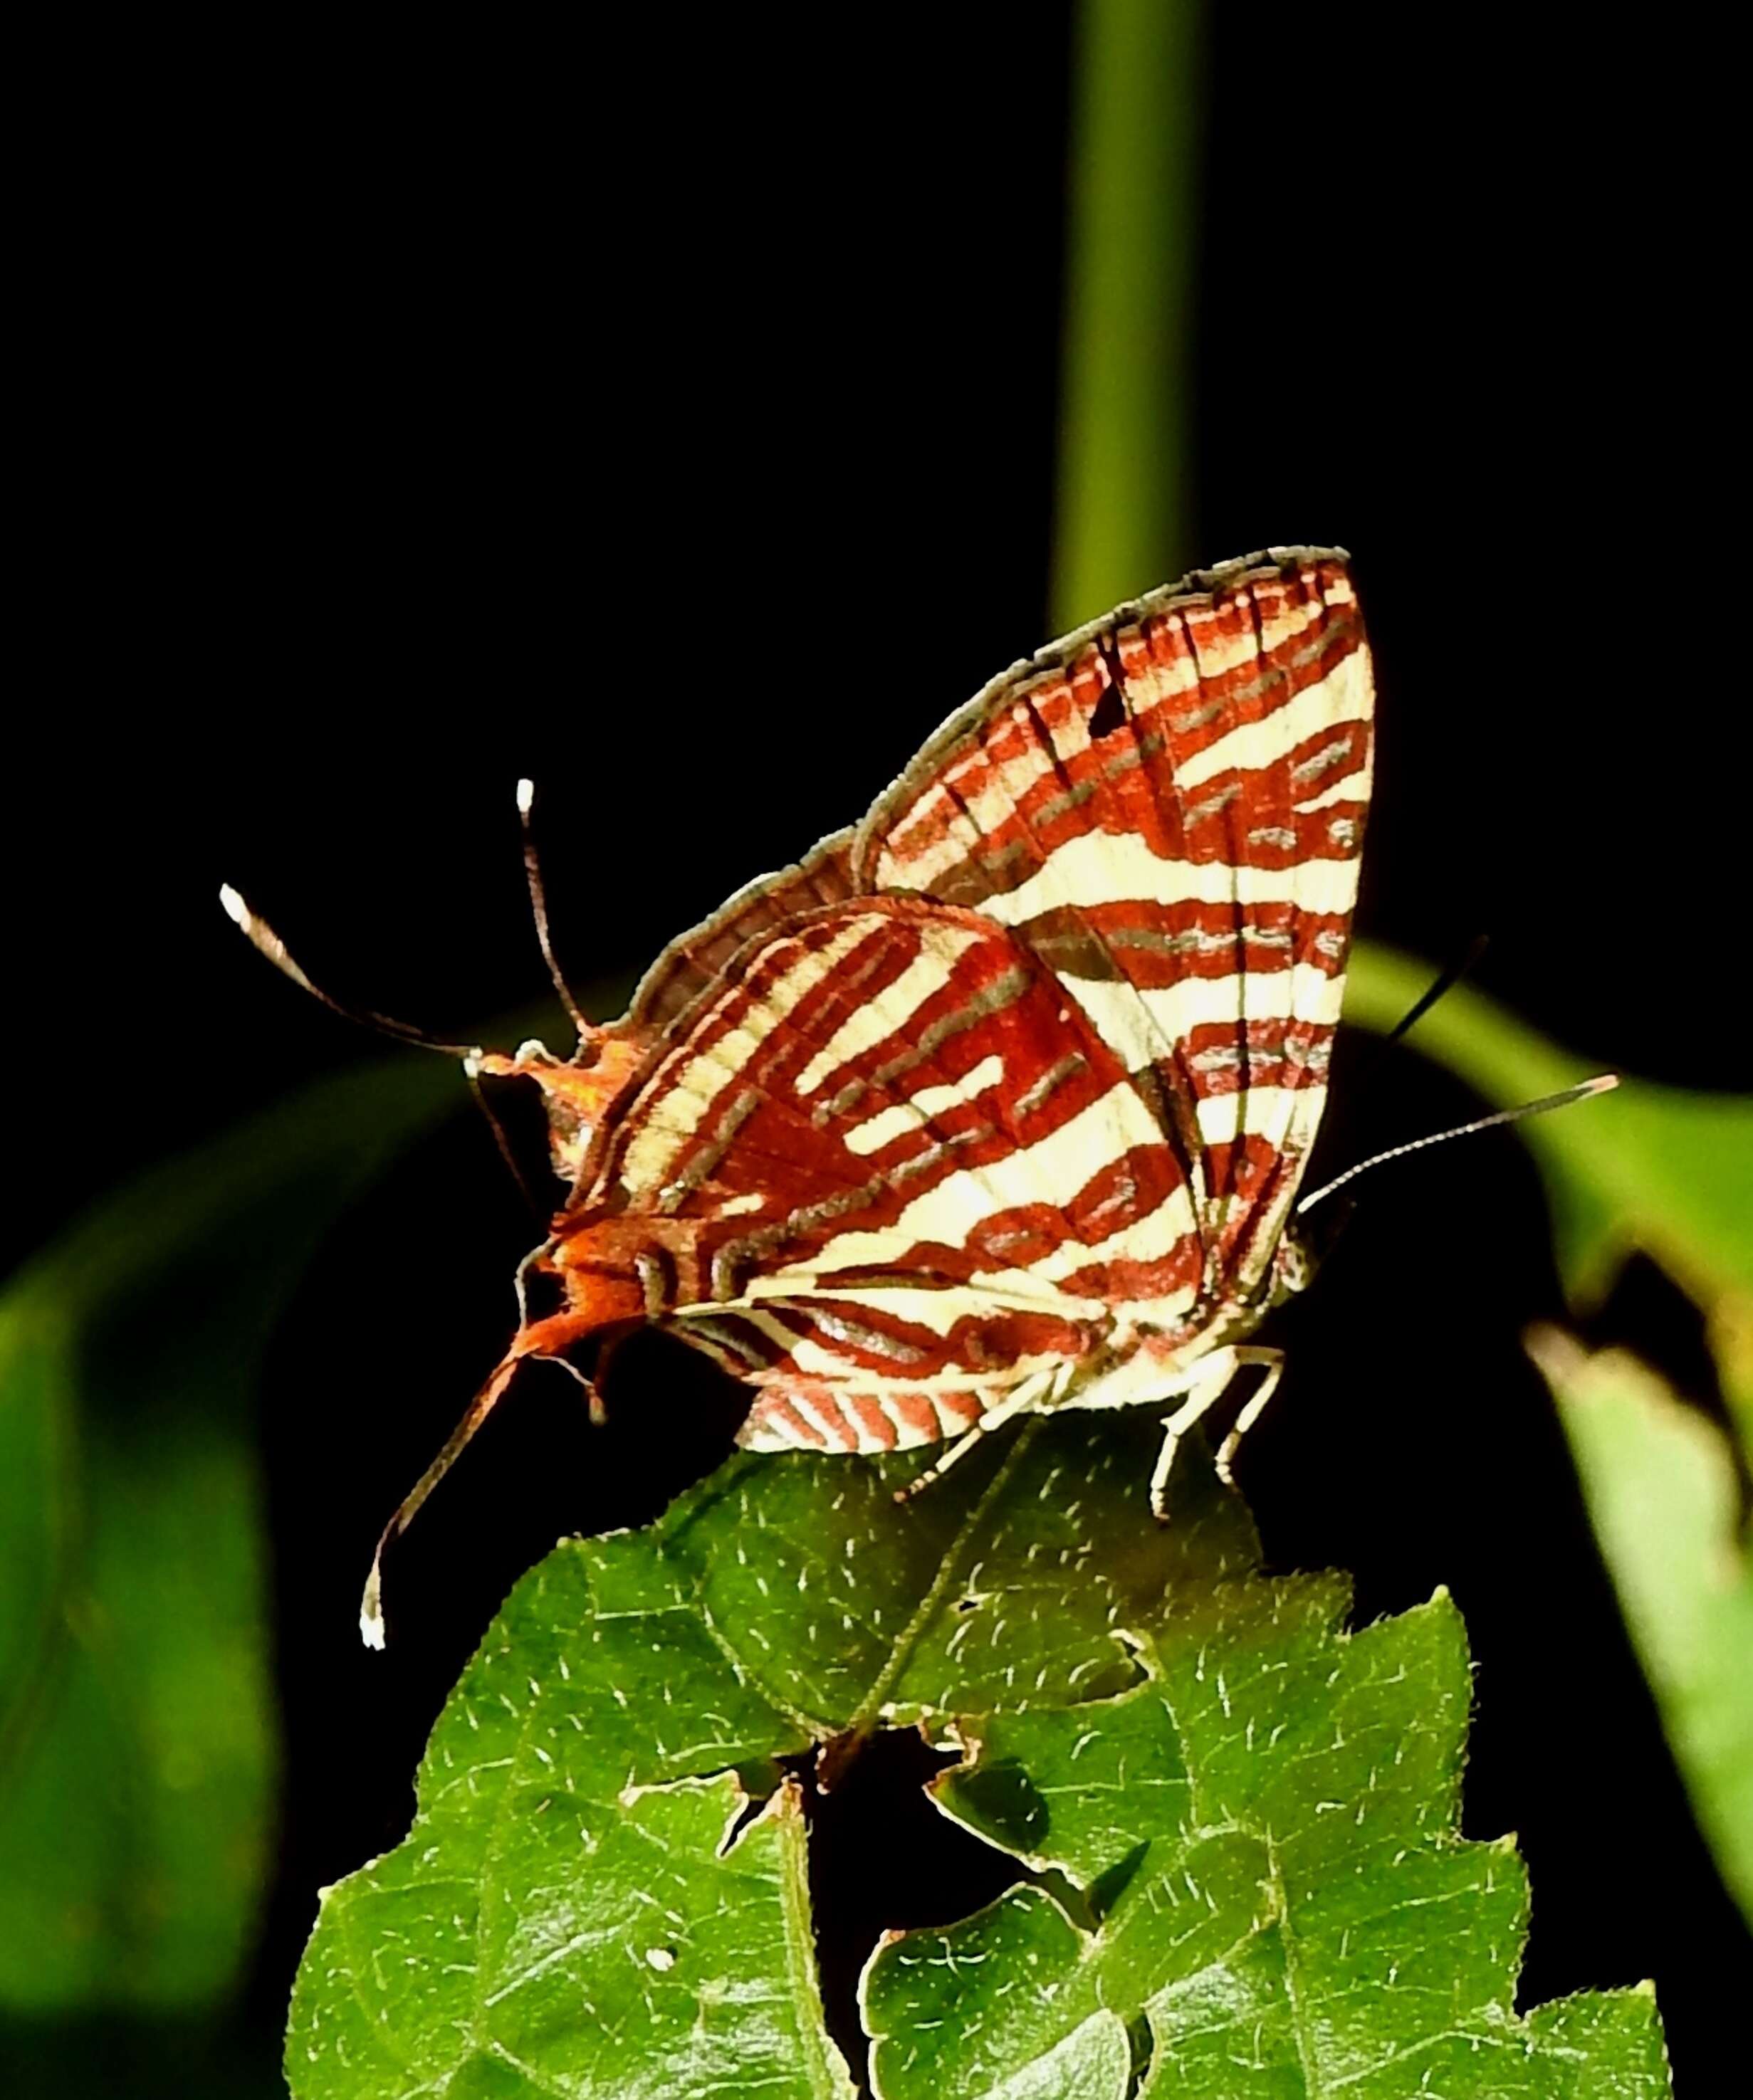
[854,548,1372,1300]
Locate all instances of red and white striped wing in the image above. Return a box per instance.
[553,895,1197,1454]
[854,547,1372,1303]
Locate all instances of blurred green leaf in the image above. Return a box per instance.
[289,1415,1668,2097]
[1346,943,1753,1936]
[1529,1334,1753,1931]
[1053,0,1203,628]
[0,1054,460,2017]
[1344,943,1753,1393]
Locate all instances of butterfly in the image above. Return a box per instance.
[228,546,1376,1642]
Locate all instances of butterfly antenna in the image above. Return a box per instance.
[218,885,481,1059]
[1377,933,1491,1051]
[516,779,590,1049]
[1297,1073,1619,1215]
[463,1064,548,1221]
[358,1339,601,1645]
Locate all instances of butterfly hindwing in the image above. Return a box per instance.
[553,894,1198,1451]
[624,827,859,1032]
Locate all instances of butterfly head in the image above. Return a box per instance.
[473,1029,649,1183]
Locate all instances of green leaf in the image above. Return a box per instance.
[288,1417,1669,2097]
[1347,944,1753,1934]
[865,1580,1669,2098]
[0,1054,459,2016]
[300,1765,852,2100]
[1530,1333,1753,1931]
[286,1420,1249,2099]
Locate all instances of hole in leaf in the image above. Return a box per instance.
[801,1727,1021,2087]
[717,1763,783,1858]
[1124,2009,1156,2098]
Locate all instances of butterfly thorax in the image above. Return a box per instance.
[542,1205,724,1332]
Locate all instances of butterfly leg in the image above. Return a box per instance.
[892,1372,1058,1506]
[1213,1348,1284,1489]
[1148,1345,1284,1519]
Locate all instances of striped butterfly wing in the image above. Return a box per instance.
[551,894,1197,1454]
[853,546,1373,1305]
[492,835,862,1187]
[623,828,859,1033]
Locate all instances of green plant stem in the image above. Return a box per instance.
[1054,0,1205,629]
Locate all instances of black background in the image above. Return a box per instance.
[9,9,1748,2092]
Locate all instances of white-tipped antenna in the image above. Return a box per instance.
[1297,1073,1619,1216]
[516,779,590,1047]
[218,884,479,1059]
